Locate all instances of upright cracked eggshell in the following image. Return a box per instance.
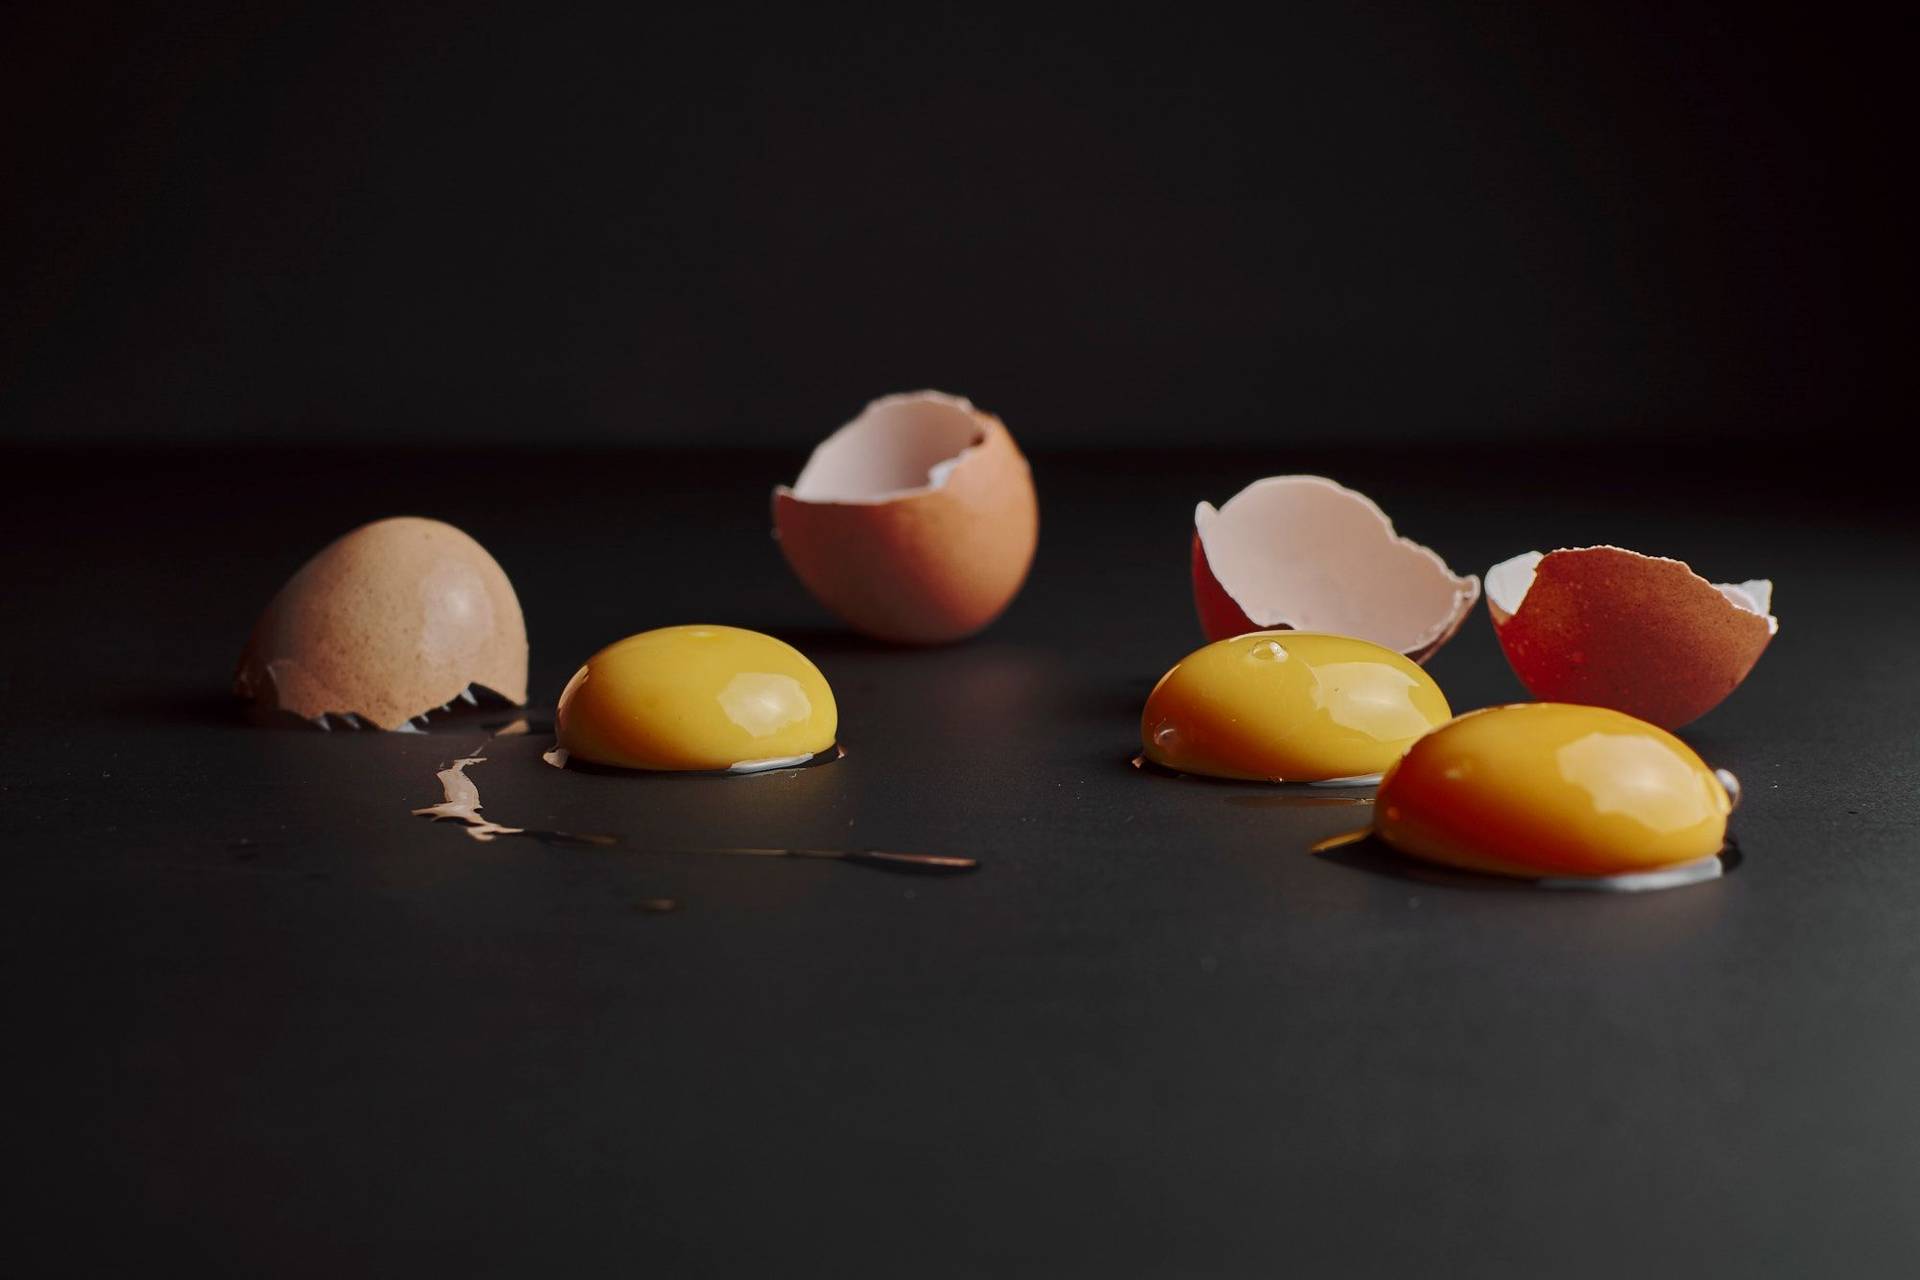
[235,516,528,730]
[1191,476,1479,662]
[1485,546,1776,729]
[773,391,1038,644]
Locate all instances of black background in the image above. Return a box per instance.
[3,1,1899,451]
[7,4,1918,1276]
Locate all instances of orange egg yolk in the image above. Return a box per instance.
[555,625,838,771]
[1141,632,1452,782]
[1375,703,1732,878]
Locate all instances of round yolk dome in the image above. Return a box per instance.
[1141,632,1452,782]
[555,625,838,771]
[1374,702,1732,878]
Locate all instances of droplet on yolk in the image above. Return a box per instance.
[555,625,838,771]
[1141,632,1452,782]
[1375,703,1733,878]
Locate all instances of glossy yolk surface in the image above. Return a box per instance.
[1375,702,1731,877]
[555,625,837,771]
[1141,632,1451,782]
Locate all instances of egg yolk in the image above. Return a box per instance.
[1141,632,1451,782]
[1375,703,1732,878]
[555,625,838,771]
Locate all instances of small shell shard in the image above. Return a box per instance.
[413,755,524,842]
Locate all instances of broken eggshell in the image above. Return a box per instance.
[773,391,1038,644]
[1485,546,1776,730]
[235,516,528,730]
[1192,476,1480,662]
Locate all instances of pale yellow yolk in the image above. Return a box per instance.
[555,625,838,771]
[1141,632,1451,782]
[1375,703,1732,878]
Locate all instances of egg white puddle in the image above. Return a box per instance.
[1310,829,1737,894]
[1131,753,1381,790]
[1534,855,1724,893]
[539,744,844,776]
[728,753,816,773]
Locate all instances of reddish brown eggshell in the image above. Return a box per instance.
[1485,546,1776,729]
[773,391,1038,645]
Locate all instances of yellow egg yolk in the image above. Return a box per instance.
[555,625,838,771]
[1141,632,1452,782]
[1375,703,1732,878]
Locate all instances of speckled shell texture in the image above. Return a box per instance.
[235,516,528,729]
[1487,546,1774,729]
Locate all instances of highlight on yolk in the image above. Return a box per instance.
[1374,702,1733,878]
[1140,632,1452,782]
[555,625,838,771]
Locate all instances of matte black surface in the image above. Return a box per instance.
[6,447,1918,1277]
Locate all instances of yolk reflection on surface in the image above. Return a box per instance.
[1375,702,1732,878]
[1141,632,1451,782]
[555,625,837,771]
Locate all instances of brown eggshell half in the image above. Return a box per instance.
[235,516,529,730]
[772,391,1038,644]
[1485,546,1776,729]
[1191,476,1480,662]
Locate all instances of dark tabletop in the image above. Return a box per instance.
[6,444,1916,1278]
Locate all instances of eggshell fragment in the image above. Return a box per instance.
[1485,546,1776,729]
[773,391,1038,644]
[235,517,528,730]
[1192,476,1479,661]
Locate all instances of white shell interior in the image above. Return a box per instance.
[781,391,986,504]
[1484,551,1544,614]
[1487,548,1777,636]
[1196,476,1479,654]
[1719,579,1776,629]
